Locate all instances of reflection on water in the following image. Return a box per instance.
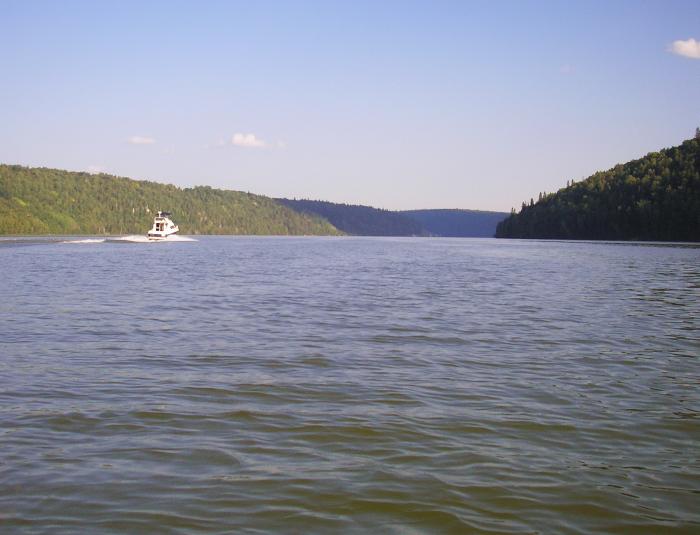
[1,237,698,533]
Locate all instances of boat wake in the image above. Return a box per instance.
[60,235,196,244]
[61,238,107,244]
[61,213,195,244]
[110,235,197,243]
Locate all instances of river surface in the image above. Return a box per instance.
[1,237,699,534]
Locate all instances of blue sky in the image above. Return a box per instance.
[1,0,699,211]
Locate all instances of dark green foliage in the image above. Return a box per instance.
[402,209,509,237]
[0,165,341,235]
[278,198,427,236]
[279,200,509,237]
[496,138,700,241]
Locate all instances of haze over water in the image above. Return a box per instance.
[1,237,699,533]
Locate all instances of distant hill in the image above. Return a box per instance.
[496,137,700,241]
[0,165,340,235]
[278,199,509,237]
[277,198,426,236]
[401,209,509,237]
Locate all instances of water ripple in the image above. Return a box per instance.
[1,237,699,533]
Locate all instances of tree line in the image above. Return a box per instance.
[0,165,340,235]
[278,198,427,236]
[496,137,700,241]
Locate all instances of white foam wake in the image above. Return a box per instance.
[111,235,197,243]
[61,238,107,244]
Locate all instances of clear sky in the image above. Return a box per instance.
[2,0,699,211]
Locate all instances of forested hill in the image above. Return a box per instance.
[401,209,509,237]
[277,198,426,236]
[278,200,510,237]
[496,137,700,241]
[0,165,340,235]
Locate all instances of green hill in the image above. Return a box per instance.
[278,200,510,237]
[0,165,340,235]
[278,198,427,236]
[496,137,700,241]
[401,209,509,237]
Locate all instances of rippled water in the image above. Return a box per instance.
[1,237,699,533]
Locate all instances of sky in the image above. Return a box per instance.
[1,0,699,212]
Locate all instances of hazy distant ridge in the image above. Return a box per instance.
[279,199,508,237]
[401,209,509,237]
[277,199,426,236]
[496,137,700,241]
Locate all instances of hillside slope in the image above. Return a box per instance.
[402,209,509,237]
[496,138,700,241]
[278,198,426,236]
[0,165,340,235]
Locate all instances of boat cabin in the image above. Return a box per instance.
[147,211,179,239]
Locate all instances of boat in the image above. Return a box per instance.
[147,211,180,240]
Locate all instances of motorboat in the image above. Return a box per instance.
[147,211,180,240]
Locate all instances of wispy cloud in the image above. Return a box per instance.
[128,135,156,145]
[207,133,283,150]
[668,38,700,59]
[232,133,266,148]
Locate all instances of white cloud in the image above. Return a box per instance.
[87,165,105,174]
[128,135,156,145]
[669,38,700,59]
[232,133,266,148]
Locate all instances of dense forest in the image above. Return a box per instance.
[0,165,340,235]
[496,137,700,241]
[278,199,508,237]
[278,198,427,236]
[402,209,509,237]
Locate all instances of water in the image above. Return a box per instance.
[1,237,699,534]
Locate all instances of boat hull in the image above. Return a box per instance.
[146,232,179,240]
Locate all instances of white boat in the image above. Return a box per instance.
[147,211,180,240]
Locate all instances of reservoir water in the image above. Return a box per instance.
[1,237,698,533]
